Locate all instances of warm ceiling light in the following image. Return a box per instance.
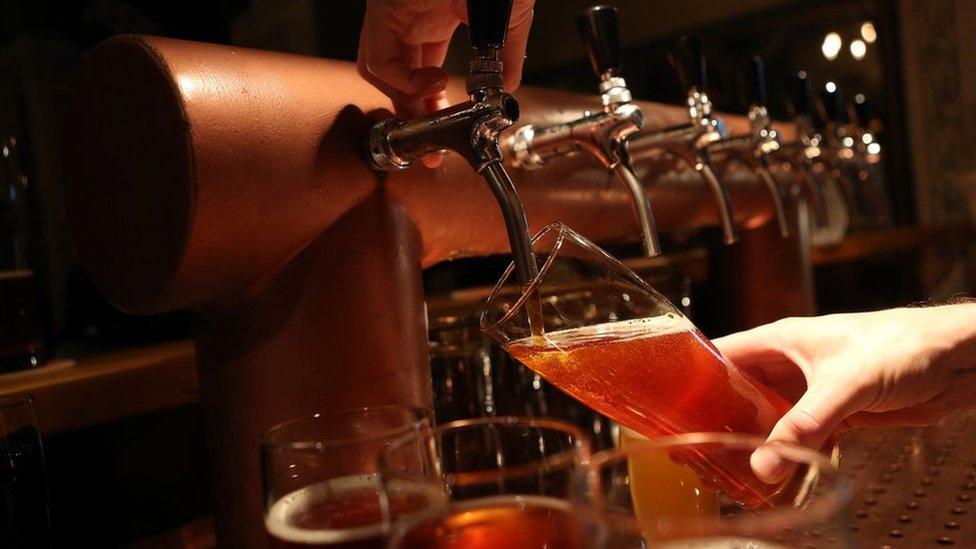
[850,39,867,60]
[822,32,842,60]
[861,21,877,43]
[825,81,837,93]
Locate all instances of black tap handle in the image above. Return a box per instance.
[817,84,849,124]
[850,93,872,127]
[734,55,768,109]
[785,70,813,119]
[745,55,768,107]
[577,5,623,78]
[669,35,707,91]
[468,0,514,50]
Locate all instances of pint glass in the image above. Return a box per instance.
[574,433,851,547]
[481,223,796,507]
[382,416,591,549]
[261,406,428,548]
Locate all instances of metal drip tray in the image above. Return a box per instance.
[840,410,976,547]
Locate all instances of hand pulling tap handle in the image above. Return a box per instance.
[365,0,538,285]
[577,5,623,78]
[467,0,538,284]
[669,35,707,92]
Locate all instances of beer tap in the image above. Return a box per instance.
[365,0,538,284]
[706,56,792,237]
[627,36,738,244]
[506,5,661,257]
[818,82,895,226]
[784,71,861,227]
[851,95,890,223]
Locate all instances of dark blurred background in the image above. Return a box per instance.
[2,0,975,545]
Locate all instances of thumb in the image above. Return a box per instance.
[751,380,860,482]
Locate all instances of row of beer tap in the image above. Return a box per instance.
[366,0,889,281]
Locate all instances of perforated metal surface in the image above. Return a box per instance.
[840,410,976,547]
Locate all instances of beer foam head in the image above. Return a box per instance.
[533,313,694,347]
[265,476,384,545]
[654,538,791,548]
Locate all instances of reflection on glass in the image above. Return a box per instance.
[260,406,428,549]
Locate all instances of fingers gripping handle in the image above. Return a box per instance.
[577,5,623,79]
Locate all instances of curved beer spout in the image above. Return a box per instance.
[694,153,738,244]
[797,164,830,227]
[612,162,661,257]
[709,143,792,238]
[830,168,863,226]
[755,159,791,238]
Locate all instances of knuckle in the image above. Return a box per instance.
[772,316,803,331]
[783,406,826,438]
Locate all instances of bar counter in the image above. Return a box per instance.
[127,411,976,548]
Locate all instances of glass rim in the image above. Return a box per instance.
[578,432,850,537]
[482,222,631,334]
[382,415,593,484]
[260,404,430,451]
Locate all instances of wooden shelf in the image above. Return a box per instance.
[812,223,973,266]
[0,341,197,434]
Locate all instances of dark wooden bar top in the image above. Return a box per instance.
[128,411,976,547]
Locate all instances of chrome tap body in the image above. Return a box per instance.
[509,80,659,257]
[783,71,859,226]
[708,108,790,237]
[507,5,660,257]
[628,39,738,245]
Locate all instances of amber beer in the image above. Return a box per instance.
[394,495,582,549]
[619,427,720,523]
[507,315,793,507]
